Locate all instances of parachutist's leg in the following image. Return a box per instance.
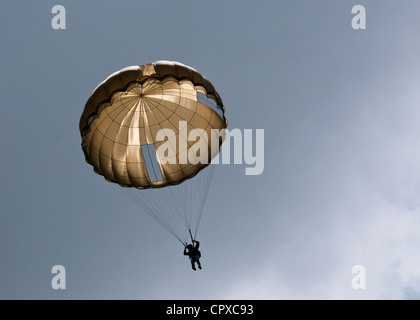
[191,260,196,270]
[197,260,202,270]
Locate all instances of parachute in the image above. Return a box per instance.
[79,61,228,245]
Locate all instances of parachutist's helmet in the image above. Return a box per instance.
[186,244,193,250]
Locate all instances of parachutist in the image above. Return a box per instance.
[184,240,202,271]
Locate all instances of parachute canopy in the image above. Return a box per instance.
[80,61,228,244]
[80,60,227,188]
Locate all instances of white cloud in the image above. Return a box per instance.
[324,75,420,299]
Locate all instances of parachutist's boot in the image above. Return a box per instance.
[192,266,196,271]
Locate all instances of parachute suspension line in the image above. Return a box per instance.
[146,186,188,243]
[178,171,193,229]
[177,163,216,242]
[193,163,215,240]
[119,187,168,237]
[117,162,216,245]
[118,187,186,245]
[163,184,185,229]
[130,144,189,241]
[182,178,192,229]
[136,187,185,245]
[119,183,196,244]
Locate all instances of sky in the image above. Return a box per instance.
[1,0,420,300]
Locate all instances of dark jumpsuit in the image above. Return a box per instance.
[184,240,202,270]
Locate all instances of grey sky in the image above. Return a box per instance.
[1,0,420,299]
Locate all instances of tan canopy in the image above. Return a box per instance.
[80,61,228,189]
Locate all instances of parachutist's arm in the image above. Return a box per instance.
[193,240,200,249]
[183,247,188,255]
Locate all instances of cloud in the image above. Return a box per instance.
[323,74,420,299]
[222,69,420,300]
[404,286,420,300]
